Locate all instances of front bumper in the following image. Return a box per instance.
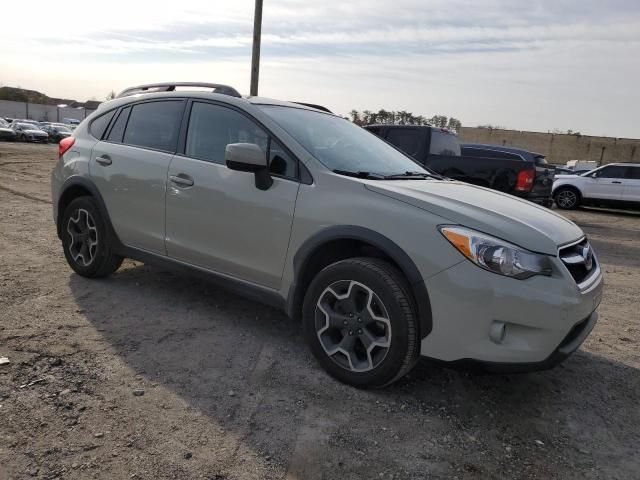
[421,255,603,368]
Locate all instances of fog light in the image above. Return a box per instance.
[490,321,506,344]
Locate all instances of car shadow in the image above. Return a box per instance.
[69,261,640,479]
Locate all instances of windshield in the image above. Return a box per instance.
[259,105,427,176]
[55,126,72,133]
[17,123,36,129]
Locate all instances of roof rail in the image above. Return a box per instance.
[291,102,332,113]
[116,82,242,99]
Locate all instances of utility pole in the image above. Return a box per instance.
[250,0,263,96]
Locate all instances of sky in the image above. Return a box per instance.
[1,0,639,138]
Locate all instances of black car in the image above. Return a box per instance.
[9,122,49,143]
[364,125,554,206]
[42,124,73,143]
[461,144,555,205]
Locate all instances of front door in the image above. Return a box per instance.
[165,101,300,289]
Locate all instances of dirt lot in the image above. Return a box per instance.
[0,142,638,480]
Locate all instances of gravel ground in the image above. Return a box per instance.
[0,143,638,480]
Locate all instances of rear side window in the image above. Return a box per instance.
[106,107,130,143]
[123,101,183,152]
[430,131,461,156]
[185,102,268,164]
[90,110,116,139]
[386,128,421,157]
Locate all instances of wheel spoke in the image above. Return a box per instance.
[66,208,98,267]
[315,279,393,373]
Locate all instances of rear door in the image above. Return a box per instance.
[581,165,629,200]
[622,166,640,203]
[90,99,185,254]
[165,101,300,289]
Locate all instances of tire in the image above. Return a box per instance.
[61,196,123,278]
[302,257,420,388]
[554,187,581,210]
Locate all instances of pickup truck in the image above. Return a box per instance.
[364,125,554,206]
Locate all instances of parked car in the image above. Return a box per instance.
[461,144,555,205]
[553,163,640,209]
[10,122,49,143]
[52,82,602,387]
[0,120,17,141]
[42,124,73,143]
[364,125,554,206]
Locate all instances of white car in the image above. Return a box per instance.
[553,163,640,210]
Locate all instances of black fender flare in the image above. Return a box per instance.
[56,176,125,251]
[288,225,433,339]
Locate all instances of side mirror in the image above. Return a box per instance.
[225,143,273,190]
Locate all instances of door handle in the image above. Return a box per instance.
[169,174,194,187]
[612,181,622,184]
[95,155,112,166]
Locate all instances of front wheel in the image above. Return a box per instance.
[554,187,581,209]
[302,257,420,388]
[61,196,123,278]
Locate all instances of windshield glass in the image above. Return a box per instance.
[259,105,427,176]
[17,123,36,129]
[55,126,72,133]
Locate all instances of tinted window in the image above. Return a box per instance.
[429,131,461,156]
[106,107,130,143]
[186,102,268,164]
[386,128,420,157]
[629,166,640,180]
[597,165,629,179]
[268,140,297,178]
[123,101,183,152]
[90,110,116,139]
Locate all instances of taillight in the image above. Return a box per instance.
[515,169,535,192]
[59,137,75,158]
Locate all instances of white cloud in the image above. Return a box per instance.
[1,0,639,137]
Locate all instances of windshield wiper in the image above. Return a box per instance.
[332,169,385,180]
[383,171,443,180]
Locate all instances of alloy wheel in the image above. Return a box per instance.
[556,190,577,208]
[315,280,392,372]
[66,208,98,267]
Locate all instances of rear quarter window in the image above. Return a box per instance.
[89,110,116,139]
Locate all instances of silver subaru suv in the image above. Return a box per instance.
[51,82,603,387]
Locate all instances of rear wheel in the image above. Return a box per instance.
[554,187,580,209]
[61,197,123,278]
[303,257,420,388]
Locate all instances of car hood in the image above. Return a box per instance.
[24,129,47,134]
[554,174,581,179]
[0,127,15,133]
[365,180,584,255]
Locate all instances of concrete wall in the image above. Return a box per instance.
[0,100,96,123]
[459,127,640,166]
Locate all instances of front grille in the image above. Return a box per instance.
[559,238,597,285]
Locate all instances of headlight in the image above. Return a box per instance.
[439,226,552,279]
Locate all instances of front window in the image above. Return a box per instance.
[259,105,427,176]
